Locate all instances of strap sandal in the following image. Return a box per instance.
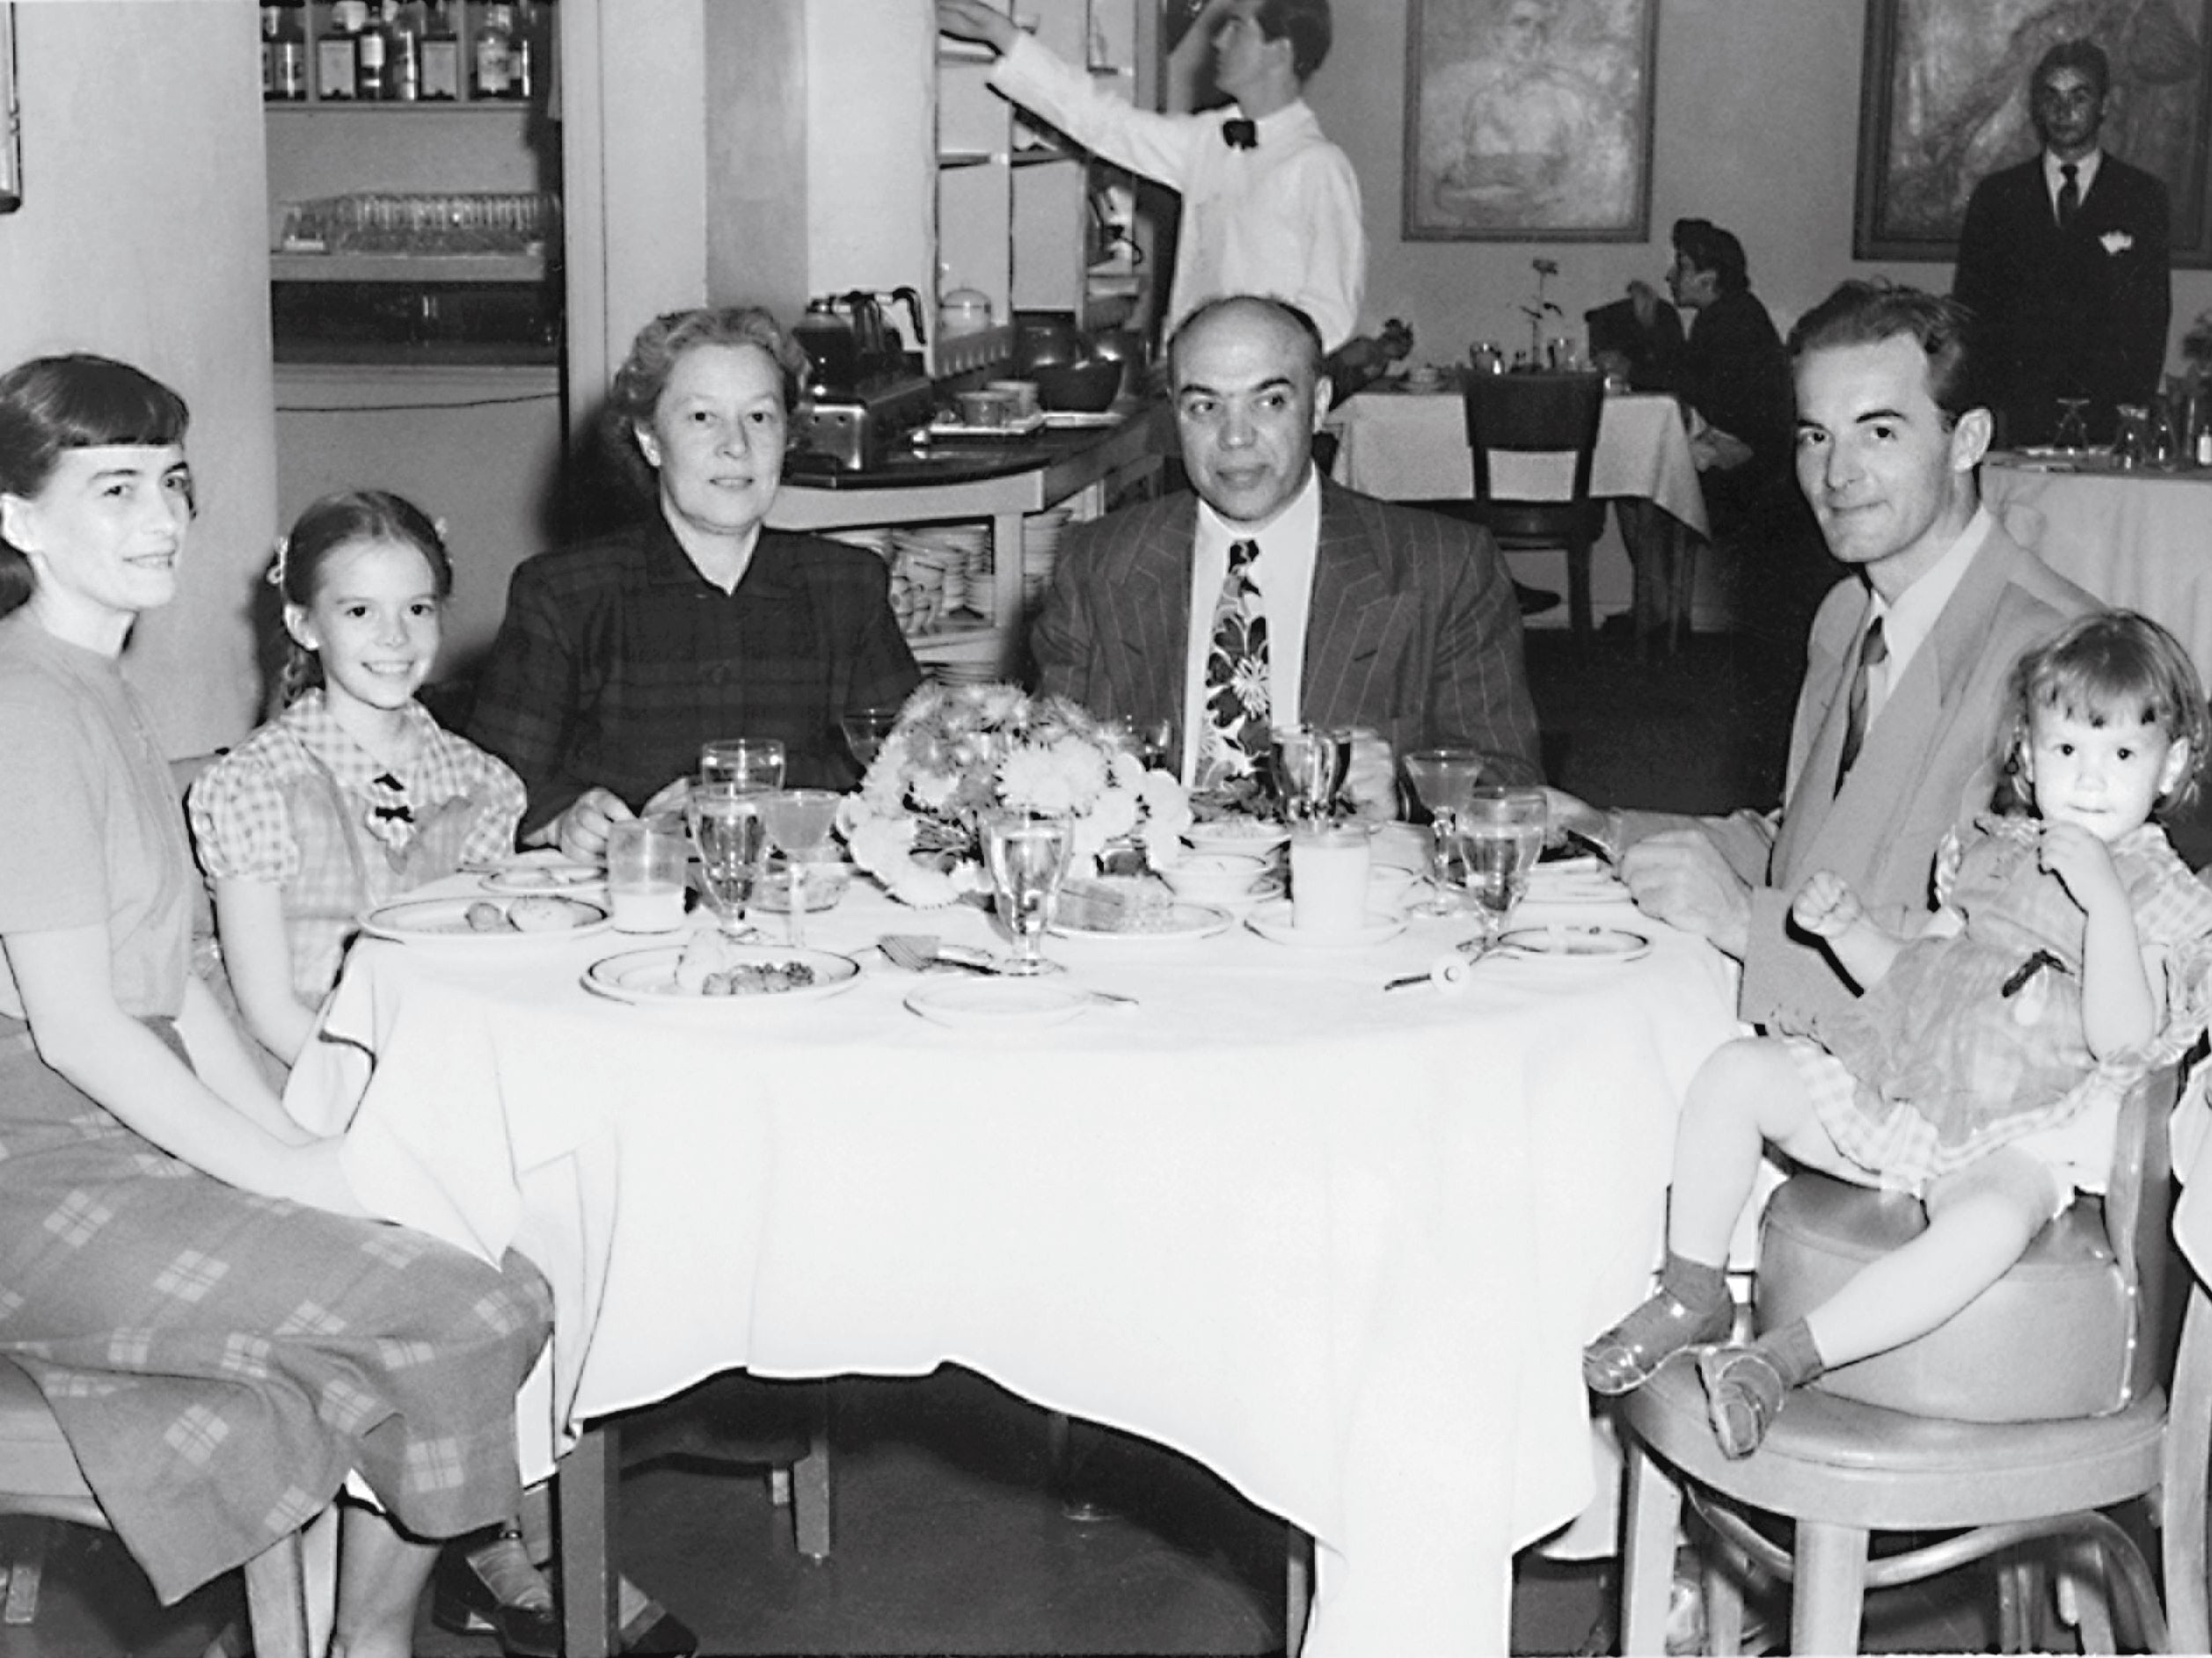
[1581,1287,1734,1395]
[1696,1344,1787,1459]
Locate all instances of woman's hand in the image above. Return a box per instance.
[1790,869,1861,938]
[2038,821,2128,917]
[549,787,635,863]
[937,0,1018,52]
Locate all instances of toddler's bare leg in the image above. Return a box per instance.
[1804,1145,2057,1369]
[1668,1037,1830,1264]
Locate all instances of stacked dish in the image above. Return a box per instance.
[1023,507,1074,612]
[889,523,990,636]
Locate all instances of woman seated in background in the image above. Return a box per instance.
[0,351,549,1658]
[468,305,923,862]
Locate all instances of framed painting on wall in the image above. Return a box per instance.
[1403,0,1656,243]
[1853,0,2212,265]
[0,4,18,215]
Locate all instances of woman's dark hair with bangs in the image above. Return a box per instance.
[1997,610,2211,817]
[0,354,192,614]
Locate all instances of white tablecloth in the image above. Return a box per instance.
[1983,456,2212,689]
[286,872,1736,1658]
[1325,385,1710,538]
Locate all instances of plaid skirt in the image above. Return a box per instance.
[0,1019,550,1603]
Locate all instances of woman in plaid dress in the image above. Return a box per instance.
[1583,612,2212,1459]
[0,354,549,1655]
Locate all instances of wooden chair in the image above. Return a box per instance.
[0,1357,335,1657]
[1617,1068,2194,1654]
[1461,371,1608,649]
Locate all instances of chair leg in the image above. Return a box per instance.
[1620,1439,1682,1655]
[2163,1283,2212,1652]
[1668,528,1700,654]
[2055,1539,2118,1655]
[558,1423,621,1658]
[792,1387,831,1562]
[1704,1545,1746,1655]
[1792,1521,1869,1655]
[1997,1558,2048,1651]
[1566,538,1595,651]
[1285,1526,1312,1657]
[2,1516,46,1625]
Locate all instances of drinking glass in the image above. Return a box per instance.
[982,808,1075,976]
[606,815,690,934]
[1403,748,1486,917]
[687,780,765,935]
[700,737,785,792]
[1107,715,1175,773]
[1453,785,1548,953]
[2052,398,2092,453]
[756,789,840,947]
[839,708,902,772]
[1271,725,1352,824]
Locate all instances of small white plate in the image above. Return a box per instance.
[1498,924,1651,962]
[905,978,1092,1029]
[1184,821,1291,857]
[1369,822,1430,873]
[1244,899,1406,948]
[581,944,861,1007]
[362,895,610,942]
[1051,902,1233,942]
[482,857,608,896]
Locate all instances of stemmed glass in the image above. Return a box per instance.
[756,789,841,948]
[1107,716,1175,773]
[1271,725,1352,824]
[981,808,1075,976]
[2052,398,2092,454]
[839,708,902,774]
[1453,785,1548,955]
[701,737,785,792]
[687,781,765,936]
[1403,748,1486,917]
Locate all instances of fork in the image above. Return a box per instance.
[877,935,1139,1007]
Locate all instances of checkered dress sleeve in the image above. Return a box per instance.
[186,742,302,886]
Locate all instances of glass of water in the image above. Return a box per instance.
[1454,785,1548,953]
[687,781,765,935]
[700,737,785,792]
[982,808,1075,975]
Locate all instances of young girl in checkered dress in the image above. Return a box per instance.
[188,491,525,1070]
[1583,611,2212,1458]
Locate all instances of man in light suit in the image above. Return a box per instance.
[1555,281,2095,1029]
[1032,295,1542,812]
[1953,38,2171,449]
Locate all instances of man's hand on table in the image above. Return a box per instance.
[936,0,1019,52]
[1620,829,1752,959]
[1345,730,1399,822]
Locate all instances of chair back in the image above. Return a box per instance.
[1461,370,1605,506]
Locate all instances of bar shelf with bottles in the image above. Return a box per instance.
[261,0,552,109]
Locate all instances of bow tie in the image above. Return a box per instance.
[1222,117,1258,150]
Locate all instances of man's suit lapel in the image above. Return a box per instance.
[1302,484,1393,728]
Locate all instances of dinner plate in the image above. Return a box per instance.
[1050,902,1233,942]
[1523,866,1634,908]
[361,895,610,943]
[1497,924,1652,962]
[1183,821,1291,857]
[1244,899,1406,948]
[481,856,608,896]
[581,944,861,1007]
[904,978,1091,1029]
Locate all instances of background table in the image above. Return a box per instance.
[287,871,1736,1658]
[1325,384,1719,631]
[1982,455,2212,689]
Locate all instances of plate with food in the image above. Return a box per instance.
[361,895,610,942]
[480,854,607,896]
[1050,902,1234,942]
[581,936,861,1007]
[1496,924,1652,962]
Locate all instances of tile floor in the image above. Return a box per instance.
[0,621,2084,1656]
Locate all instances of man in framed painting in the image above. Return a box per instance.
[1952,38,2171,449]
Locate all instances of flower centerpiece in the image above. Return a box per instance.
[836,683,1193,908]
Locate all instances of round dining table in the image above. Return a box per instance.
[284,844,1738,1657]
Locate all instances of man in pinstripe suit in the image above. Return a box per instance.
[1032,296,1544,815]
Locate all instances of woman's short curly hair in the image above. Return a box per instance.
[599,307,809,497]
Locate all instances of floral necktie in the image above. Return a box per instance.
[1201,538,1269,785]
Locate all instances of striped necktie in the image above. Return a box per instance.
[1201,538,1270,785]
[1836,616,1887,793]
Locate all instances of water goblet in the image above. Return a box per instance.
[756,789,841,947]
[687,780,765,935]
[1453,785,1548,955]
[1107,715,1174,773]
[1271,724,1352,824]
[1403,748,1486,917]
[981,808,1076,976]
[701,737,785,792]
[839,707,902,773]
[2052,398,2092,454]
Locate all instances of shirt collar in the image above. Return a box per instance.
[2045,149,2102,195]
[640,514,800,598]
[1869,505,1992,676]
[1193,464,1323,572]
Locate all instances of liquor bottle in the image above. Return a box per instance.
[354,0,391,99]
[319,1,368,99]
[261,3,281,99]
[474,3,515,99]
[420,0,461,100]
[269,1,309,99]
[386,0,423,102]
[509,0,536,101]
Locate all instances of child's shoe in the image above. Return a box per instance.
[1582,1289,1734,1395]
[1696,1345,1786,1458]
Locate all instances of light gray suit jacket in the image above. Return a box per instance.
[1624,522,2095,1028]
[1030,478,1544,785]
